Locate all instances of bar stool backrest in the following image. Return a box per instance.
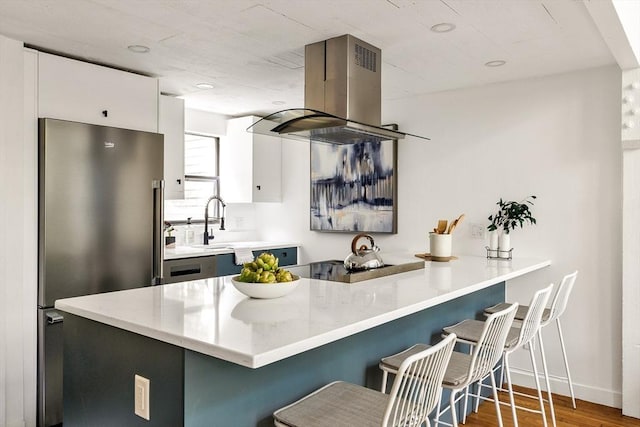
[468,303,518,385]
[544,270,578,327]
[515,283,554,348]
[383,333,456,427]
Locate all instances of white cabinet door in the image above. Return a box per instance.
[252,132,282,202]
[38,52,158,132]
[220,116,281,203]
[159,95,185,200]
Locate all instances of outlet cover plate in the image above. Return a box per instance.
[134,374,150,420]
[470,223,486,239]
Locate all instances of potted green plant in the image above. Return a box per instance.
[487,195,537,257]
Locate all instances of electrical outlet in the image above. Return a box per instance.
[134,374,150,420]
[470,223,486,240]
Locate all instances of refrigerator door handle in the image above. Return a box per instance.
[46,311,64,324]
[152,179,165,285]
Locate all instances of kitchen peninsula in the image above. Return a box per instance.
[56,255,550,427]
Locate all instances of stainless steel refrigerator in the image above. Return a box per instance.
[37,118,164,427]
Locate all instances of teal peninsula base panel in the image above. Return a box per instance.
[63,282,505,427]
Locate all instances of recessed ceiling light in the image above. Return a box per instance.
[127,44,150,53]
[195,83,214,89]
[272,101,286,105]
[430,23,456,33]
[485,60,507,67]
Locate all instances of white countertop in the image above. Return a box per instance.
[164,241,300,260]
[55,255,550,368]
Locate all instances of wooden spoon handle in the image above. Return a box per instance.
[447,214,465,234]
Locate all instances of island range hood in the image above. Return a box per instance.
[248,34,429,145]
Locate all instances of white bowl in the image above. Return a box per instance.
[230,275,300,299]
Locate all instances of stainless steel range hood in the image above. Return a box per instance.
[248,35,429,144]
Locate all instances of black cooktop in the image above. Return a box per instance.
[288,260,424,284]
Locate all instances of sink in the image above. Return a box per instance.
[189,243,232,250]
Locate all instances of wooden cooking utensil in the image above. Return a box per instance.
[447,214,465,234]
[437,220,448,234]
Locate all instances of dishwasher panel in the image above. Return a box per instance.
[163,256,217,283]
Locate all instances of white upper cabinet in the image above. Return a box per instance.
[38,52,158,132]
[159,95,185,200]
[220,116,281,203]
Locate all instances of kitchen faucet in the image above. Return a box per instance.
[203,195,226,244]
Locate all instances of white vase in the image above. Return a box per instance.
[488,230,499,258]
[498,233,511,258]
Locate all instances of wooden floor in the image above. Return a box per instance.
[460,385,640,427]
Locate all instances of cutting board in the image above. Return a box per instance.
[414,253,458,262]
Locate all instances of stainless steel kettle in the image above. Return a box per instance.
[344,233,384,271]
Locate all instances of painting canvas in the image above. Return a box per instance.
[310,140,397,233]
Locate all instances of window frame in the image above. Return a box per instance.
[183,131,221,219]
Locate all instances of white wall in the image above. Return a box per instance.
[613,0,640,66]
[0,36,37,427]
[256,65,623,406]
[621,67,640,417]
[184,107,228,136]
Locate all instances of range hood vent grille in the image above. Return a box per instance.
[248,35,429,145]
[355,43,377,72]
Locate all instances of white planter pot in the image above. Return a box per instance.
[488,230,499,257]
[498,233,511,258]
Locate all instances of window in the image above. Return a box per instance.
[184,132,222,220]
[184,132,219,200]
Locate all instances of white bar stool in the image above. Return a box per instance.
[484,270,578,409]
[442,283,554,426]
[273,333,456,427]
[379,303,518,427]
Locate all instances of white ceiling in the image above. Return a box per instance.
[0,0,616,117]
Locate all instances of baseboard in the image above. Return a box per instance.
[510,367,621,409]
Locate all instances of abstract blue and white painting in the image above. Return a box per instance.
[310,140,397,233]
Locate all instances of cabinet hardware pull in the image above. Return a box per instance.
[46,312,64,324]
